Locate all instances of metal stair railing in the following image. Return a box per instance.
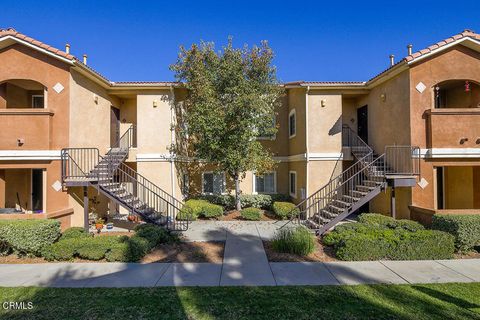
[106,124,136,154]
[61,148,100,183]
[99,161,189,231]
[384,146,421,176]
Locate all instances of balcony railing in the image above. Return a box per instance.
[424,108,480,148]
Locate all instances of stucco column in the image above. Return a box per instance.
[390,186,396,219]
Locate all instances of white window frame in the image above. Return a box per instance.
[31,95,45,108]
[252,171,277,194]
[201,171,226,195]
[257,115,277,140]
[289,171,297,198]
[288,109,296,138]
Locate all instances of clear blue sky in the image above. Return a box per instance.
[3,0,479,82]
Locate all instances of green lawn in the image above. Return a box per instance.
[1,283,480,319]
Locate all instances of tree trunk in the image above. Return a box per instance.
[234,172,241,211]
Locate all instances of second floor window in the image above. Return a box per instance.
[289,109,296,138]
[202,172,225,194]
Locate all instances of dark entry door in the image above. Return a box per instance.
[357,105,368,143]
[110,107,120,146]
[31,169,43,212]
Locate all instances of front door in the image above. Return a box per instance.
[31,169,43,212]
[357,105,368,143]
[110,107,120,146]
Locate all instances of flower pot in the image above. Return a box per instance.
[95,223,104,230]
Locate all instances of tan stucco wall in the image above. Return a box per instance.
[119,97,137,136]
[307,92,343,153]
[307,160,343,199]
[0,44,70,150]
[288,161,307,203]
[260,95,289,157]
[410,45,480,149]
[287,88,306,156]
[370,187,412,219]
[342,97,358,133]
[357,70,411,152]
[69,70,119,152]
[137,91,172,154]
[409,45,480,211]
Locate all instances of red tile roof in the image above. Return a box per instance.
[404,29,480,63]
[0,27,75,60]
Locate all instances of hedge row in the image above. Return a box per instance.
[323,213,455,261]
[43,224,173,262]
[431,214,480,252]
[0,220,61,256]
[195,194,290,210]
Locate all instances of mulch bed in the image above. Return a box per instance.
[263,239,338,262]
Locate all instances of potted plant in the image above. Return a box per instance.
[95,218,105,232]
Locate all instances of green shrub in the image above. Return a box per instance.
[42,238,79,261]
[105,242,130,262]
[272,202,299,220]
[177,205,196,221]
[61,227,92,240]
[195,194,291,210]
[0,220,61,256]
[76,241,109,261]
[134,224,170,249]
[240,207,262,221]
[272,227,315,256]
[431,214,480,252]
[358,213,424,232]
[0,240,11,256]
[324,222,455,261]
[202,203,223,218]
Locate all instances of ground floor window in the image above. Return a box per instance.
[202,172,225,194]
[254,172,276,194]
[289,171,297,198]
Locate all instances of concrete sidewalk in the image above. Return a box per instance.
[1,221,479,287]
[0,259,479,287]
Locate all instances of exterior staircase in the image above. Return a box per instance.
[291,125,419,235]
[61,125,189,231]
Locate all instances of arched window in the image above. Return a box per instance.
[434,80,480,109]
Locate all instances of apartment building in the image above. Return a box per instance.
[0,28,478,231]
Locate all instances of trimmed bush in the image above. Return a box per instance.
[42,238,79,261]
[195,194,291,210]
[134,224,170,249]
[177,206,196,221]
[432,214,480,252]
[202,203,223,218]
[61,227,92,240]
[272,202,299,220]
[358,213,424,232]
[240,207,262,221]
[0,220,61,256]
[324,221,455,261]
[272,227,315,256]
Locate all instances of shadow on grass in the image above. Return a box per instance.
[1,225,480,319]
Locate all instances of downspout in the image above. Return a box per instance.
[305,85,310,199]
[169,86,176,199]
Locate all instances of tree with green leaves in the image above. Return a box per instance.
[171,38,283,210]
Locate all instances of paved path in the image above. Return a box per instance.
[1,259,479,287]
[1,221,479,287]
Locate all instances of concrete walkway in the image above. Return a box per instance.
[1,259,479,287]
[1,221,479,287]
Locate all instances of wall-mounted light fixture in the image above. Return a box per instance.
[153,100,158,108]
[93,94,98,104]
[321,99,326,107]
[460,137,469,145]
[476,138,480,144]
[380,93,386,102]
[17,138,24,146]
